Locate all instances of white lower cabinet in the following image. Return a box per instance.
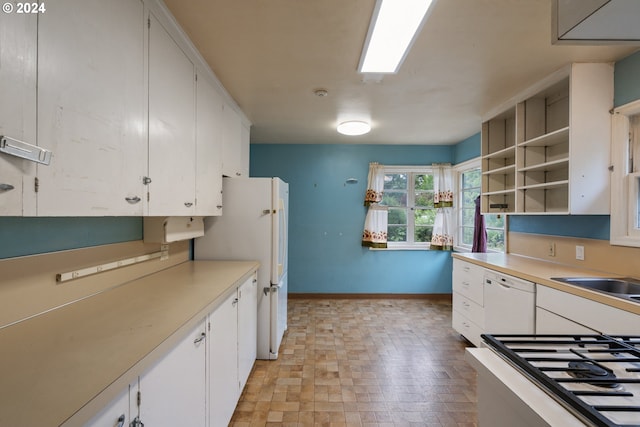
[535,306,597,334]
[133,320,207,426]
[209,273,257,427]
[237,275,258,392]
[452,259,485,347]
[83,385,131,427]
[536,285,640,334]
[84,272,257,427]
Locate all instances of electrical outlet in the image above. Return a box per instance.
[548,242,556,257]
[575,245,585,261]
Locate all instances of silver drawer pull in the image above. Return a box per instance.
[116,414,125,427]
[0,183,15,192]
[194,332,206,344]
[184,202,193,207]
[125,196,141,204]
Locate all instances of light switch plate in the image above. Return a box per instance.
[575,245,585,260]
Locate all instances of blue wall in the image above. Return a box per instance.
[453,133,481,164]
[0,217,142,259]
[251,144,455,294]
[614,50,640,107]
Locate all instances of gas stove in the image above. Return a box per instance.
[481,334,640,427]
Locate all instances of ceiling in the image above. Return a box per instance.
[163,0,637,145]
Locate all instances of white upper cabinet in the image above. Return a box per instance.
[481,63,613,215]
[195,73,224,216]
[221,102,248,177]
[147,13,196,216]
[36,0,146,216]
[0,8,37,216]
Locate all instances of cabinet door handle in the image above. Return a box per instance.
[216,205,223,209]
[184,202,193,207]
[130,416,144,427]
[235,172,241,176]
[116,414,125,427]
[125,196,141,204]
[232,297,239,307]
[0,183,15,192]
[194,332,206,344]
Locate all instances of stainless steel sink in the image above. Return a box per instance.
[551,277,640,302]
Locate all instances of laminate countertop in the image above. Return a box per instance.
[0,260,259,427]
[452,252,640,316]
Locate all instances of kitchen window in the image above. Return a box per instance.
[380,166,435,249]
[611,100,640,247]
[455,159,505,252]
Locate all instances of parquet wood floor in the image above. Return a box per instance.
[230,298,477,426]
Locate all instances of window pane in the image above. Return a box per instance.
[462,208,475,227]
[415,191,434,207]
[388,225,407,242]
[414,174,433,190]
[485,214,504,228]
[462,169,481,189]
[384,173,407,190]
[382,191,407,207]
[462,189,480,207]
[387,208,407,225]
[414,208,435,225]
[415,226,433,242]
[487,229,505,251]
[462,226,474,246]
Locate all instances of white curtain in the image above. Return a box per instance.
[430,164,454,250]
[362,162,388,248]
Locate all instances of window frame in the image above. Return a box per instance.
[379,165,434,250]
[454,158,506,253]
[611,99,640,247]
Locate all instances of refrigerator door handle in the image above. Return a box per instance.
[263,283,283,296]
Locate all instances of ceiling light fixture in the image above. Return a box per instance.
[358,0,435,74]
[337,121,371,136]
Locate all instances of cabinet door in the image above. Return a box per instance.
[0,7,37,215]
[136,320,207,426]
[147,13,196,216]
[240,123,251,178]
[221,102,242,177]
[536,307,597,334]
[84,385,130,427]
[208,292,239,426]
[238,274,257,391]
[36,0,146,215]
[195,74,223,216]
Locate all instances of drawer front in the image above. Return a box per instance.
[452,309,484,348]
[453,259,484,305]
[453,292,485,328]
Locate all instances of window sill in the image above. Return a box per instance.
[369,245,430,251]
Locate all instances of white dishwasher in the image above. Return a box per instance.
[484,270,536,335]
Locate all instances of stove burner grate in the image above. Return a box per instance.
[567,361,620,389]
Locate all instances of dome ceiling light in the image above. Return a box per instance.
[337,121,371,136]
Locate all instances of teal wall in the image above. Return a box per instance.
[250,144,455,294]
[453,133,481,164]
[0,217,142,259]
[614,50,640,107]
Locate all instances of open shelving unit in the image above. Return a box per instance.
[480,63,613,215]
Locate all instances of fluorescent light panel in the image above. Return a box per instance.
[359,0,434,73]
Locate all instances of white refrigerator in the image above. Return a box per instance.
[195,177,288,360]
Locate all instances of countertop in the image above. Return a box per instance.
[452,252,640,315]
[0,260,259,427]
